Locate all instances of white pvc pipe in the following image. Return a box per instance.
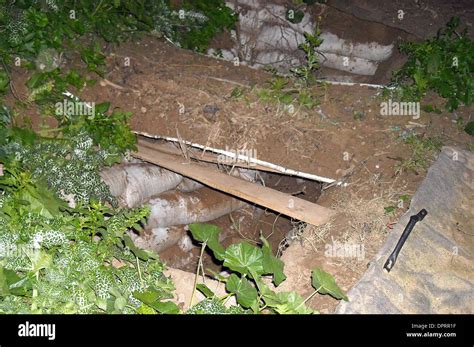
[134,131,337,184]
[314,79,392,89]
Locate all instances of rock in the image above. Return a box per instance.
[336,147,474,313]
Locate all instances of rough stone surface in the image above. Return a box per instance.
[336,147,474,314]
[328,0,474,40]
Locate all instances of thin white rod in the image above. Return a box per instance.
[134,131,337,184]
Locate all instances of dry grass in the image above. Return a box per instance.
[283,173,410,263]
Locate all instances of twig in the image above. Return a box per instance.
[202,76,249,88]
[1,57,25,102]
[100,78,139,93]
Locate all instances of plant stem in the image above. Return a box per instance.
[297,285,322,310]
[136,256,144,290]
[91,0,104,17]
[190,241,206,308]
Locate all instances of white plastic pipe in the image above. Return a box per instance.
[134,131,337,184]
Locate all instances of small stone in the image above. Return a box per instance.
[203,104,219,114]
[141,106,147,113]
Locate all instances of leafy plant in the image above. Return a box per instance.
[290,25,323,86]
[0,158,178,314]
[187,223,348,314]
[0,0,236,110]
[397,134,443,174]
[256,25,323,111]
[392,17,474,111]
[464,121,474,136]
[172,0,237,53]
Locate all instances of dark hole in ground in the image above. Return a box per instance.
[158,172,322,273]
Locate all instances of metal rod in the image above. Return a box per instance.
[384,209,428,272]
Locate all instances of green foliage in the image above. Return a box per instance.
[290,25,323,86]
[0,69,9,94]
[0,0,236,109]
[392,17,474,111]
[397,134,443,174]
[0,160,176,313]
[187,297,247,314]
[186,223,225,260]
[0,0,235,58]
[0,0,238,315]
[173,0,237,53]
[256,26,323,111]
[1,95,136,206]
[464,121,474,136]
[188,223,347,314]
[63,102,137,158]
[286,8,305,24]
[311,268,348,301]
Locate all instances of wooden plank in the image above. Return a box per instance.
[134,143,334,226]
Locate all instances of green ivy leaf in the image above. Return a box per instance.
[95,102,111,115]
[260,236,286,286]
[114,296,127,311]
[311,268,348,301]
[223,242,264,277]
[464,121,474,136]
[133,290,160,304]
[137,304,157,314]
[189,223,225,260]
[0,267,11,296]
[257,280,281,306]
[149,300,180,314]
[123,234,157,261]
[226,273,258,310]
[273,291,314,314]
[20,179,68,218]
[7,271,32,297]
[196,283,216,299]
[133,290,180,314]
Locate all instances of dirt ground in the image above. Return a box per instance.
[8,35,473,313]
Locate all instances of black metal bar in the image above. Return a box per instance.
[383,209,428,272]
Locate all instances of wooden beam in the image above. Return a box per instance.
[134,141,334,226]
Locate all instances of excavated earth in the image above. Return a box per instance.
[7,24,473,312]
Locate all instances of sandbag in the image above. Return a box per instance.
[146,187,246,229]
[100,163,184,207]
